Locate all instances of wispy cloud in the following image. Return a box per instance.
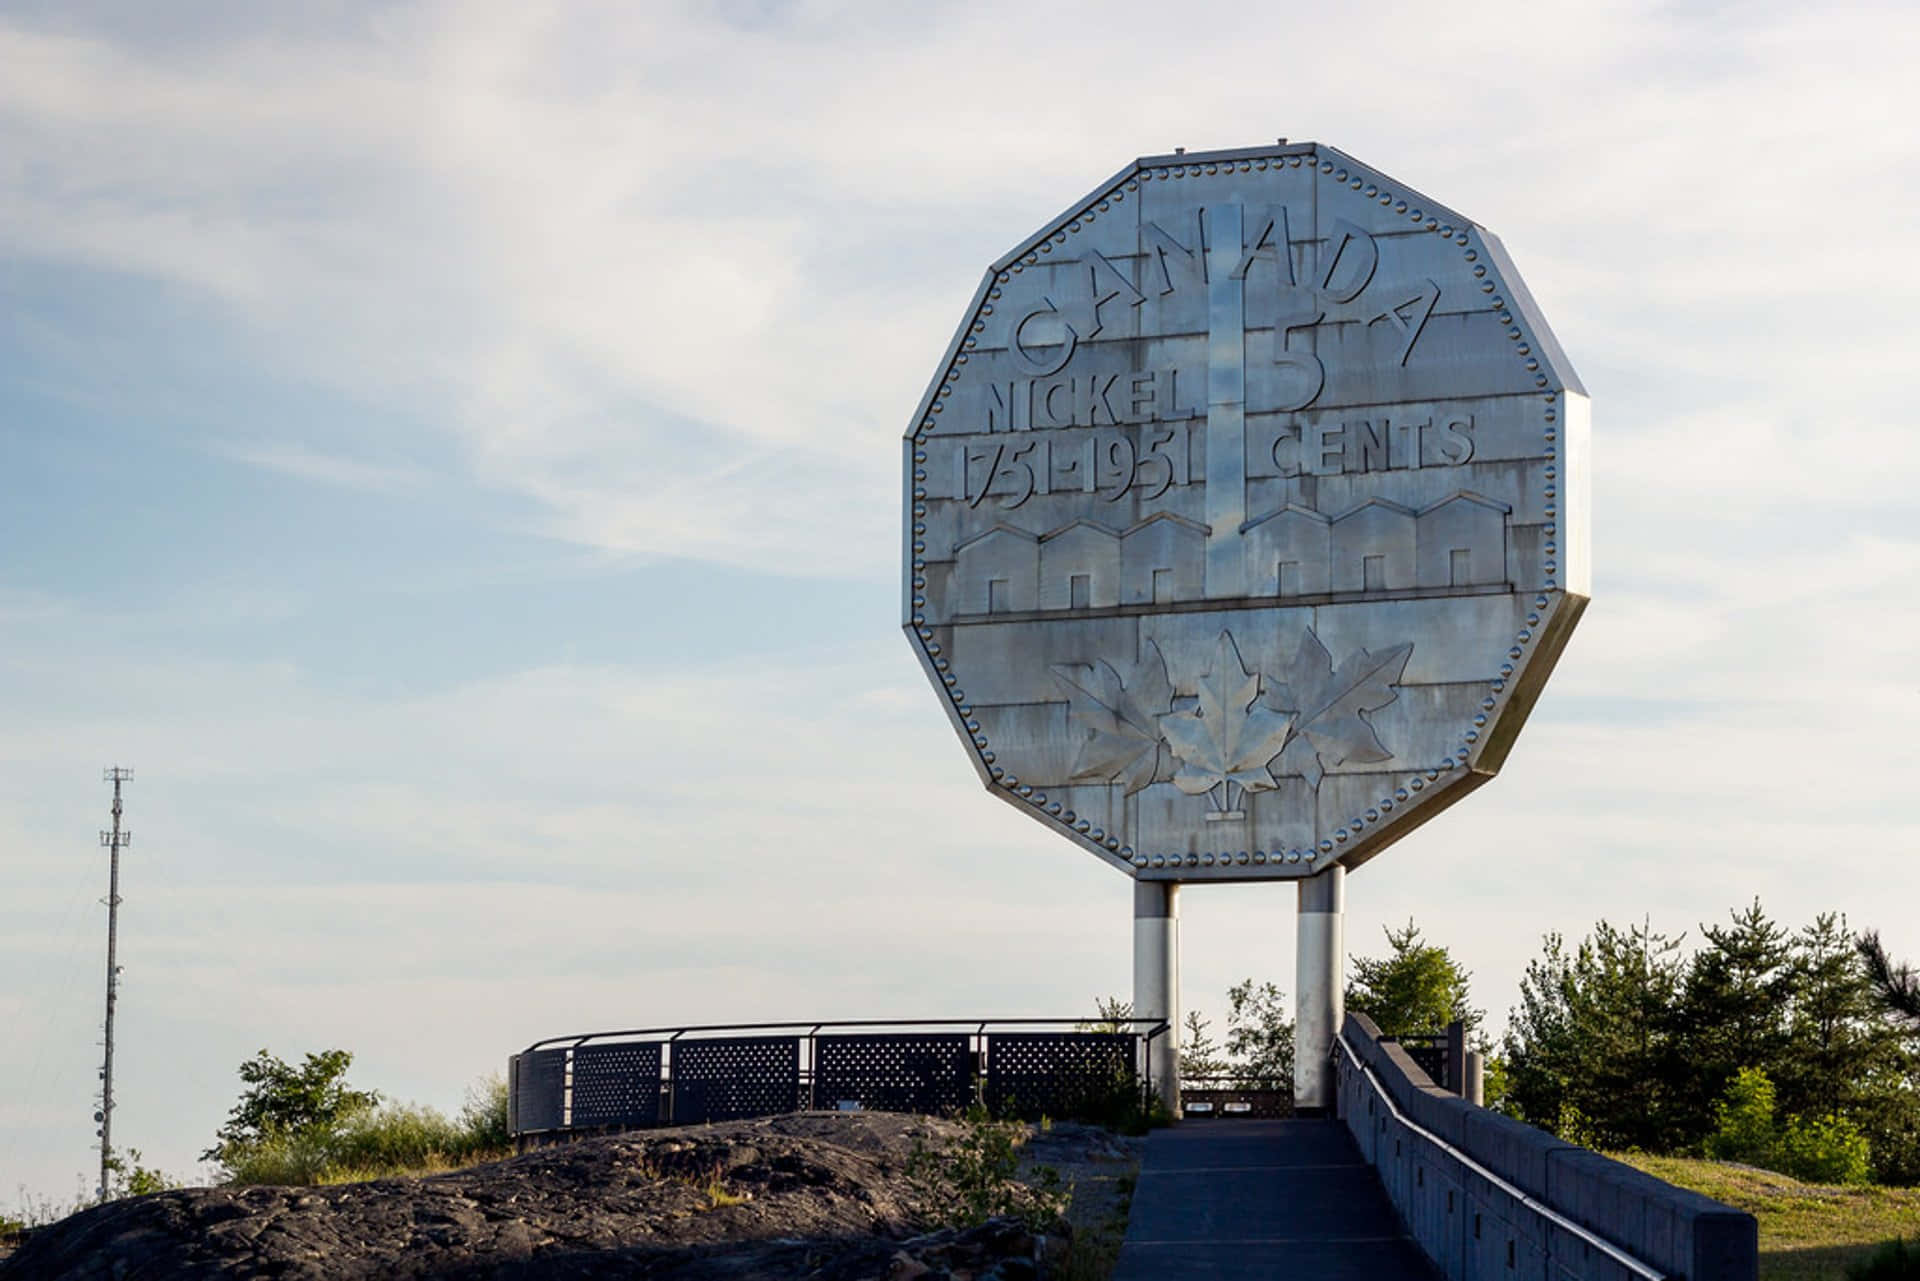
[217,441,430,494]
[7,2,1910,568]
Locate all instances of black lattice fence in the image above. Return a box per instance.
[814,1033,974,1115]
[509,1047,567,1133]
[983,1032,1137,1121]
[507,1019,1165,1141]
[670,1037,802,1124]
[570,1042,663,1128]
[1396,1036,1448,1088]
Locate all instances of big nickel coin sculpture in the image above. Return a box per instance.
[902,141,1588,1111]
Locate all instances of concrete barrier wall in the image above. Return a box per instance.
[1337,1012,1757,1281]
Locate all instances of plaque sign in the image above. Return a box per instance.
[903,142,1588,883]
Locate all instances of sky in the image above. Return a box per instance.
[3,0,1918,1210]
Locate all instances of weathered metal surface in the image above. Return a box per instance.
[903,141,1588,881]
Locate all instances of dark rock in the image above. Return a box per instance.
[2,1113,1079,1280]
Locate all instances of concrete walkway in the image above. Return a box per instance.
[1110,1118,1438,1280]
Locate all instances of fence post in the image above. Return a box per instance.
[1463,1050,1484,1107]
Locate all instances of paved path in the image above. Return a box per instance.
[1110,1118,1438,1280]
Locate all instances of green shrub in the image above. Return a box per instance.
[1779,1111,1872,1185]
[455,1075,510,1156]
[1847,1237,1920,1281]
[218,1126,339,1186]
[328,1104,467,1174]
[1705,1067,1778,1166]
[1699,1067,1873,1184]
[103,1148,177,1198]
[1554,1101,1601,1150]
[907,1104,1068,1231]
[208,1053,512,1186]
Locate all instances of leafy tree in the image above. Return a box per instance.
[1179,1010,1227,1079]
[1503,919,1688,1150]
[1346,919,1482,1039]
[1224,979,1293,1089]
[204,1049,380,1164]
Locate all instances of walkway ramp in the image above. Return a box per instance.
[1112,1118,1438,1280]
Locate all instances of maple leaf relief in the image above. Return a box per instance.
[1270,629,1414,792]
[1156,632,1294,811]
[1051,626,1413,815]
[1051,640,1175,795]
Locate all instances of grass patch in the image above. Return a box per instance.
[1057,1167,1134,1281]
[1611,1152,1920,1281]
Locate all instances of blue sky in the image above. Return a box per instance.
[4,0,1918,1208]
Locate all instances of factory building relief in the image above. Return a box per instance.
[951,490,1508,616]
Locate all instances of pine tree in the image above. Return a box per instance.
[1858,930,1920,1024]
[1838,929,1920,1183]
[1779,914,1903,1119]
[1675,899,1794,1139]
[1503,919,1687,1150]
[1346,919,1481,1039]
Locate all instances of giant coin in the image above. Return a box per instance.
[903,142,1587,882]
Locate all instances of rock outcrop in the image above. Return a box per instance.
[1,1113,1098,1279]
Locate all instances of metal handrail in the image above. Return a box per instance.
[523,1016,1170,1054]
[1334,1031,1666,1281]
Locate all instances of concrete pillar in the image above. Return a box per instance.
[1133,881,1181,1118]
[1463,1051,1485,1107]
[1293,864,1345,1114]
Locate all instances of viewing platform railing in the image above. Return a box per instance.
[507,1017,1171,1144]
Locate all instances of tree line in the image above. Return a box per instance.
[1167,901,1919,1186]
[1504,902,1918,1184]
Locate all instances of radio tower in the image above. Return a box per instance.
[96,766,132,1201]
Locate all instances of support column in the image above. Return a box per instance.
[1293,864,1345,1115]
[1133,881,1181,1118]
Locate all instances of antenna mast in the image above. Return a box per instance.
[97,766,132,1201]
